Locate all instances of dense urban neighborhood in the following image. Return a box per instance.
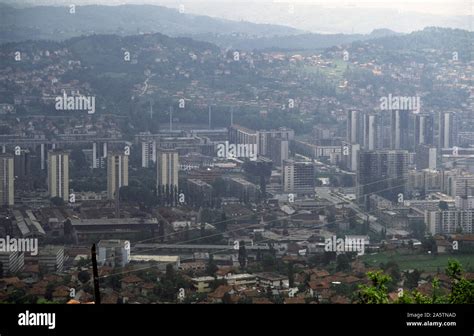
[0,3,473,307]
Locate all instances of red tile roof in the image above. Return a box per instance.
[1,277,21,285]
[308,280,330,290]
[208,285,234,299]
[121,275,143,284]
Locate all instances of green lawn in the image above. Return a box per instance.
[291,58,348,83]
[361,251,474,272]
[317,58,348,79]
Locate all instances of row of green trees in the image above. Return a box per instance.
[357,260,473,304]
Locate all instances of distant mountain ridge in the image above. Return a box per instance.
[0,3,404,50]
[197,29,403,51]
[0,4,302,42]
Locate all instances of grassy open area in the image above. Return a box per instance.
[299,60,347,80]
[361,251,474,272]
[291,57,348,84]
[317,58,348,79]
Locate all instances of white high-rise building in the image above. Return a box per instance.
[141,141,156,168]
[0,154,14,206]
[390,110,410,150]
[363,114,377,150]
[157,149,179,191]
[107,152,129,200]
[439,112,456,149]
[47,151,69,202]
[347,110,362,144]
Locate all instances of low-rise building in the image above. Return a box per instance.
[130,255,180,271]
[38,245,65,273]
[0,251,24,274]
[98,239,130,268]
[191,276,215,293]
[255,272,289,289]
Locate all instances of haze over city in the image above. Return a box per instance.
[0,0,472,332]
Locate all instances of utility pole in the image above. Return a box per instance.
[91,244,101,304]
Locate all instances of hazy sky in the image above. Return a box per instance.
[10,0,473,16]
[6,0,472,34]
